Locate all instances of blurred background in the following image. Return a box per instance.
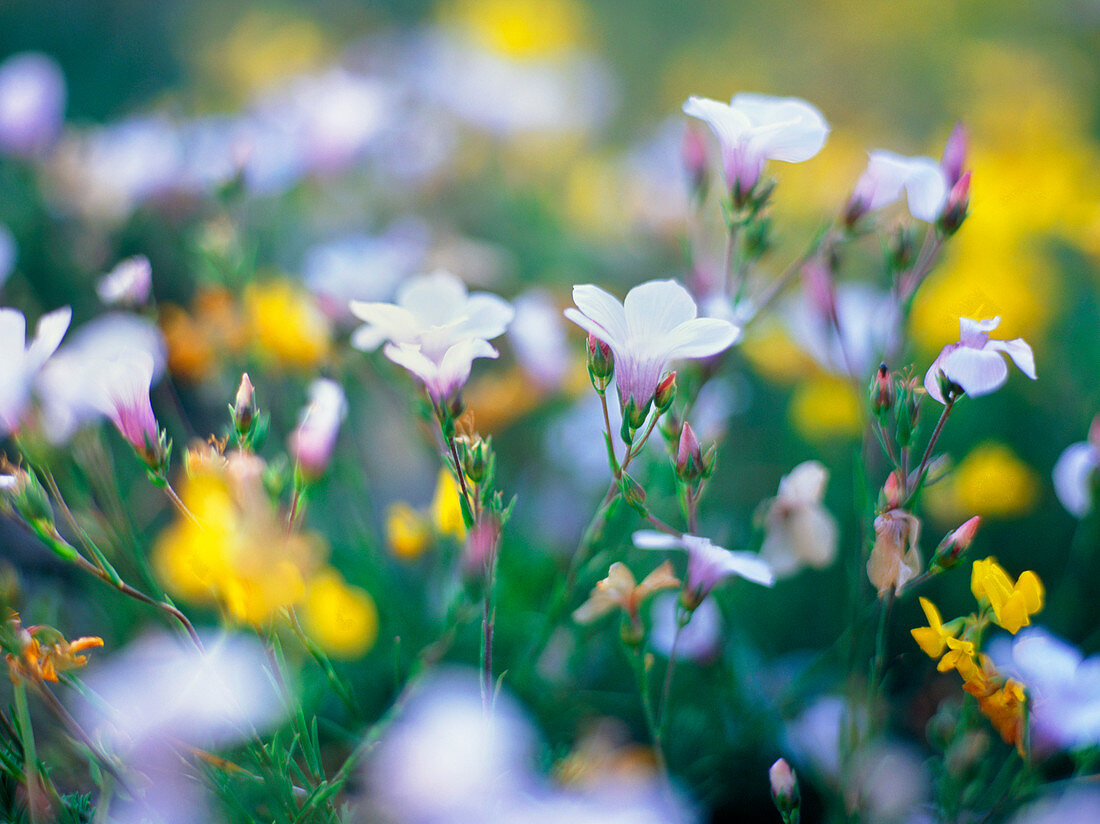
[1,0,1099,820]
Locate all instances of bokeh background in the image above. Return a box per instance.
[1,1,1099,821]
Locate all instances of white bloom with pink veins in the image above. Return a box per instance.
[0,305,71,434]
[849,150,948,223]
[289,378,347,477]
[634,530,774,604]
[682,93,829,195]
[564,279,738,410]
[924,316,1036,403]
[89,351,159,454]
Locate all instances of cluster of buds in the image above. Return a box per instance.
[456,434,492,486]
[621,372,676,445]
[893,373,922,448]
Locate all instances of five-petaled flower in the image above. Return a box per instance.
[924,316,1036,404]
[564,279,737,421]
[682,93,829,201]
[633,530,774,610]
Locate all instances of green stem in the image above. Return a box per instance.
[12,680,41,824]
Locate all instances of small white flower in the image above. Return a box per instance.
[564,279,737,411]
[683,93,829,195]
[848,151,948,223]
[383,338,499,403]
[760,461,839,578]
[289,378,347,477]
[633,530,774,605]
[0,305,70,434]
[1053,440,1098,519]
[924,316,1036,404]
[96,255,152,306]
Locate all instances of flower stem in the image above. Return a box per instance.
[12,680,42,824]
[658,613,686,734]
[911,398,955,499]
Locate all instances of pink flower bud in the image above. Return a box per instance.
[654,371,676,413]
[941,122,968,186]
[949,515,980,549]
[676,421,704,483]
[870,363,894,416]
[289,379,346,479]
[769,758,800,814]
[883,470,902,510]
[937,171,970,235]
[233,373,255,434]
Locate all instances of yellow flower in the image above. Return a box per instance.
[926,442,1038,521]
[960,653,1028,753]
[386,503,432,561]
[938,635,977,675]
[244,279,331,370]
[299,570,379,659]
[971,558,1043,635]
[910,597,955,659]
[431,469,467,539]
[5,615,103,684]
[440,0,587,60]
[788,375,862,441]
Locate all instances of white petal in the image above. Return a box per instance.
[959,315,1000,338]
[350,324,388,352]
[1052,442,1097,518]
[455,293,513,341]
[720,550,776,587]
[859,152,946,220]
[732,94,829,162]
[939,345,1008,397]
[900,158,949,222]
[382,342,437,385]
[437,338,498,388]
[26,305,70,370]
[569,284,628,345]
[682,96,751,152]
[632,530,682,550]
[778,460,829,503]
[348,301,417,342]
[0,308,27,359]
[922,345,953,404]
[662,317,738,361]
[623,279,698,338]
[987,337,1036,380]
[397,270,468,326]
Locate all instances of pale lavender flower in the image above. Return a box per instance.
[0,224,15,288]
[1052,419,1099,518]
[34,313,165,444]
[96,255,152,307]
[633,530,774,605]
[784,283,899,378]
[988,626,1100,755]
[682,93,829,197]
[1007,788,1100,824]
[508,290,570,390]
[90,352,160,459]
[564,279,737,412]
[847,150,948,223]
[384,338,500,402]
[760,461,839,578]
[0,305,70,434]
[289,378,347,477]
[649,593,721,662]
[923,316,1036,403]
[0,52,66,156]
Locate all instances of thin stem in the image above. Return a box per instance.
[599,391,619,474]
[287,482,303,533]
[626,644,669,779]
[162,480,202,529]
[658,616,685,732]
[914,398,955,490]
[867,590,894,731]
[12,680,41,824]
[645,511,682,537]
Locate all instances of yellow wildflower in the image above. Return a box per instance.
[244,279,331,370]
[788,375,862,441]
[938,635,977,676]
[441,0,587,60]
[910,597,955,659]
[386,503,432,561]
[431,469,467,539]
[971,558,1043,635]
[299,570,379,659]
[960,654,1028,754]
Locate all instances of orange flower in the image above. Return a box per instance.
[5,615,103,684]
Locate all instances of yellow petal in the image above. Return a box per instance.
[911,626,946,659]
[1015,570,1044,614]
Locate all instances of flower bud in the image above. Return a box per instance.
[232,373,256,436]
[883,470,902,510]
[932,515,980,571]
[937,171,970,236]
[888,224,916,270]
[895,376,922,447]
[620,397,650,443]
[619,473,647,514]
[459,435,490,484]
[941,122,968,186]
[675,422,704,484]
[870,363,894,417]
[769,758,800,820]
[463,516,500,580]
[654,372,676,414]
[682,124,709,201]
[586,334,614,392]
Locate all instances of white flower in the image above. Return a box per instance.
[648,593,721,662]
[760,461,839,578]
[564,279,737,410]
[1053,438,1099,519]
[783,283,899,378]
[0,52,66,157]
[633,530,774,605]
[924,316,1036,404]
[848,151,948,223]
[289,378,347,477]
[682,93,828,195]
[0,305,70,434]
[96,255,152,306]
[383,338,500,403]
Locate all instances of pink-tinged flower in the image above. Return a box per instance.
[941,122,968,186]
[564,279,737,413]
[923,316,1036,404]
[682,93,829,198]
[0,305,71,434]
[349,269,512,357]
[633,530,774,608]
[847,150,948,224]
[96,255,152,306]
[1052,417,1100,518]
[289,378,347,478]
[760,461,839,578]
[0,52,66,157]
[384,338,499,403]
[90,352,161,465]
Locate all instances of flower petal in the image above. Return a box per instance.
[987,337,1036,380]
[26,306,71,371]
[662,317,739,361]
[569,284,628,346]
[923,345,954,403]
[939,345,1009,397]
[716,550,776,587]
[623,279,698,339]
[396,270,468,326]
[632,530,682,551]
[732,93,829,162]
[682,96,751,153]
[456,293,514,342]
[1052,441,1097,518]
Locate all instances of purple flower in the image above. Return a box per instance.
[565,279,737,412]
[0,52,66,157]
[633,530,774,607]
[923,316,1036,404]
